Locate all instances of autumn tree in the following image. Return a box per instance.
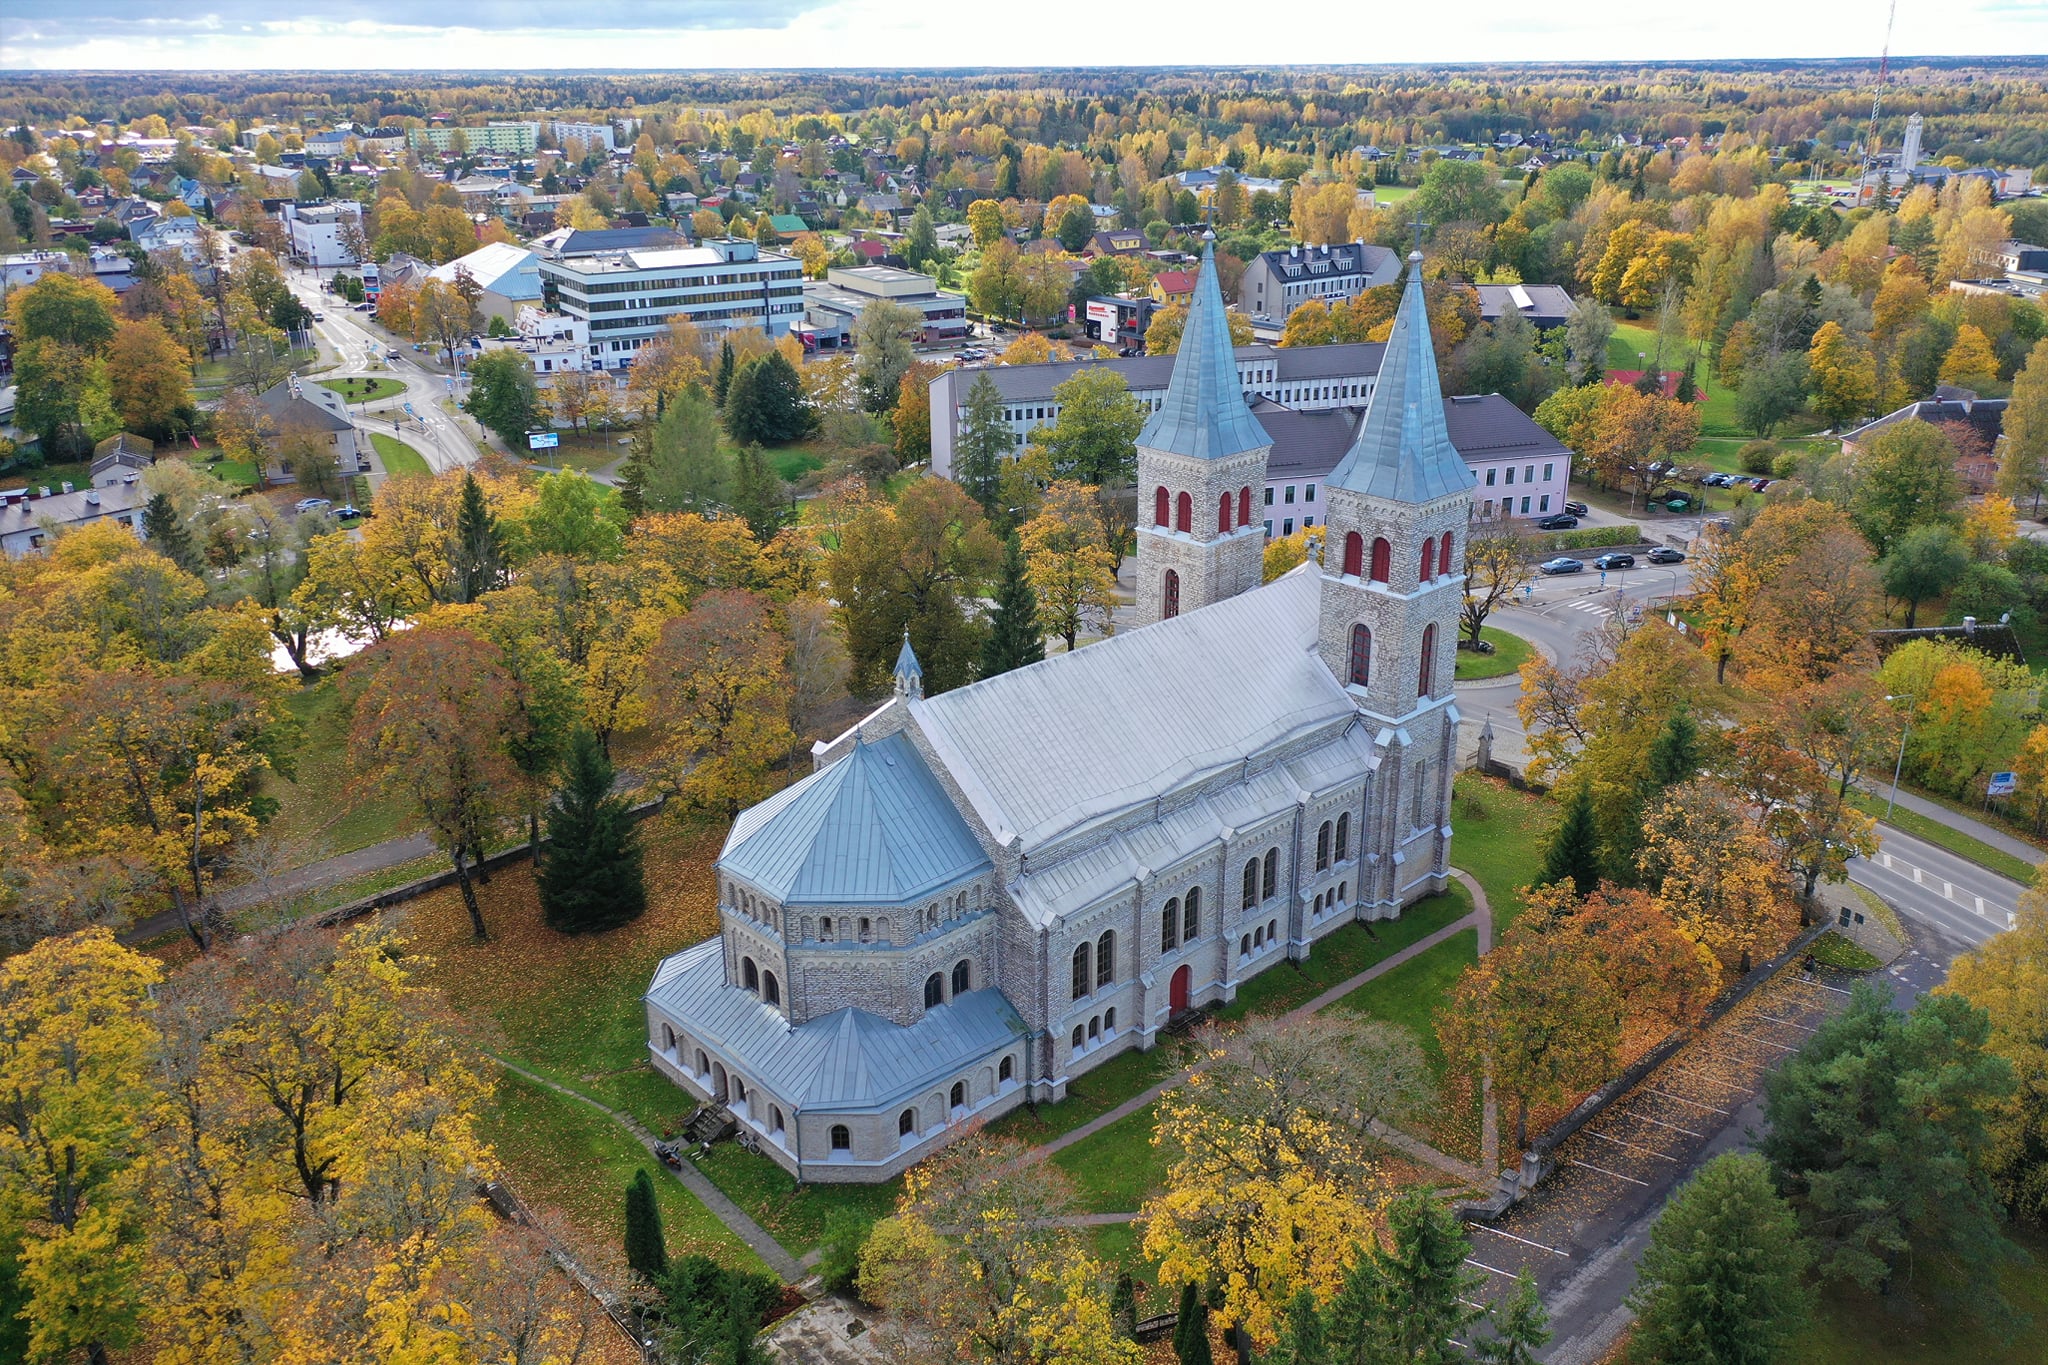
[1942,879,2048,1222]
[1644,778,1796,972]
[1145,300,1253,355]
[1460,518,1536,645]
[853,298,920,413]
[1686,521,1756,685]
[1806,320,1877,430]
[828,477,1002,693]
[106,317,193,441]
[647,589,794,815]
[0,929,159,1365]
[1585,387,1701,508]
[1020,480,1118,652]
[1994,338,2048,516]
[893,361,940,466]
[1939,323,2001,392]
[1734,501,1881,689]
[349,626,524,936]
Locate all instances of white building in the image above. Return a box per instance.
[547,120,617,153]
[0,478,149,558]
[428,242,543,325]
[279,200,365,269]
[0,251,72,292]
[478,306,595,375]
[535,237,805,369]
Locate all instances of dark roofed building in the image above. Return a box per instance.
[1240,241,1402,325]
[1474,283,1576,331]
[1842,393,2008,491]
[531,225,682,258]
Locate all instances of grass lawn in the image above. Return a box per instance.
[1808,931,1882,972]
[261,677,422,857]
[767,443,826,483]
[692,1143,901,1256]
[1454,625,1534,681]
[1785,1225,2048,1364]
[1846,790,2041,885]
[1373,185,1416,203]
[533,428,636,475]
[1328,929,1483,1159]
[483,1069,768,1278]
[1450,772,1558,934]
[1049,1103,1166,1215]
[320,375,406,404]
[370,432,431,479]
[0,458,97,493]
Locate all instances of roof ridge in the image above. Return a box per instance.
[1135,238,1270,462]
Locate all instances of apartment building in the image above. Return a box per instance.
[535,237,804,369]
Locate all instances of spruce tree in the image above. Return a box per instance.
[142,491,201,574]
[724,352,811,446]
[1473,1271,1551,1364]
[1537,782,1602,899]
[713,339,736,406]
[1110,1270,1137,1338]
[1628,1154,1810,1365]
[624,1167,669,1281]
[1645,705,1701,790]
[1172,1281,1202,1364]
[536,727,646,933]
[1608,705,1701,884]
[1175,1290,1211,1365]
[1326,1190,1482,1362]
[728,444,787,544]
[616,419,653,515]
[1269,1289,1327,1365]
[955,372,1010,518]
[979,538,1046,679]
[449,471,505,604]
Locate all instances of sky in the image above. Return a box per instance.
[1,0,2042,70]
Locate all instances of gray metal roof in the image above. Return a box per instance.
[893,632,922,682]
[647,941,1024,1111]
[1325,254,1478,505]
[719,731,990,906]
[911,567,1355,859]
[936,343,1384,407]
[1136,239,1271,462]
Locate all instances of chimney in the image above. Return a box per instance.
[85,491,100,507]
[59,481,73,494]
[1963,616,1978,636]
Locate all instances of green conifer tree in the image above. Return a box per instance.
[714,338,736,406]
[1538,782,1602,898]
[616,418,654,515]
[536,727,647,933]
[1608,704,1702,883]
[955,372,1010,517]
[1628,1154,1811,1365]
[728,444,787,544]
[979,537,1046,679]
[449,470,505,604]
[1110,1271,1137,1339]
[142,491,201,574]
[624,1167,669,1282]
[1172,1281,1202,1365]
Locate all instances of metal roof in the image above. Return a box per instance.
[1325,253,1478,505]
[935,342,1384,407]
[647,941,1025,1111]
[911,567,1356,860]
[1136,238,1271,462]
[719,731,990,906]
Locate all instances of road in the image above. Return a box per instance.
[286,269,485,474]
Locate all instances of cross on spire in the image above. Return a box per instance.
[1409,216,1429,254]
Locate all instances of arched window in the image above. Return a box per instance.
[1162,898,1180,951]
[1370,536,1391,583]
[1088,1016,1100,1039]
[763,972,780,1006]
[772,1106,785,1133]
[696,1048,710,1075]
[819,916,833,941]
[1239,487,1252,525]
[925,973,944,1009]
[1336,812,1350,861]
[1105,1007,1117,1031]
[1420,535,1436,582]
[1154,486,1169,526]
[1218,492,1233,533]
[1262,848,1278,900]
[1350,621,1375,687]
[1253,925,1264,948]
[742,957,759,992]
[1317,822,1332,871]
[1439,534,1456,576]
[830,1124,851,1151]
[1269,918,1278,941]
[1342,531,1363,578]
[1072,1025,1085,1049]
[859,917,871,942]
[1184,887,1200,940]
[1071,942,1092,1000]
[952,959,971,995]
[1242,859,1259,910]
[899,1109,916,1136]
[1418,623,1437,698]
[1000,1056,1014,1082]
[1163,569,1180,620]
[1240,933,1252,955]
[662,1023,676,1051]
[1095,931,1116,986]
[1175,491,1192,532]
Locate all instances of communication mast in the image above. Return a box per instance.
[1863,0,1900,202]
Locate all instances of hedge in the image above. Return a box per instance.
[1536,524,1648,552]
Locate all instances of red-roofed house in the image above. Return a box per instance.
[1150,270,1196,305]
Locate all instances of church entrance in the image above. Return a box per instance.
[1170,965,1191,1015]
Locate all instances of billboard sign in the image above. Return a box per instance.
[1988,772,2019,797]
[528,431,560,450]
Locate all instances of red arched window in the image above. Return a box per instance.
[1163,569,1180,619]
[1440,534,1456,576]
[1238,487,1252,525]
[1153,486,1169,527]
[1419,535,1437,582]
[1348,624,1371,687]
[1218,492,1232,533]
[1369,537,1391,583]
[1175,491,1192,533]
[1418,623,1437,698]
[1342,531,1363,578]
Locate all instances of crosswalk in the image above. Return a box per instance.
[1568,600,1614,618]
[1864,849,2017,930]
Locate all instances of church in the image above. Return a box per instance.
[644,237,1475,1183]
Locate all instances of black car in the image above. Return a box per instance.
[1647,546,1686,564]
[1563,500,1589,517]
[1539,557,1585,575]
[1592,552,1636,570]
[1535,514,1579,531]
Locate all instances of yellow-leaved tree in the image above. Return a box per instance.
[1942,876,2048,1222]
[1019,479,1119,653]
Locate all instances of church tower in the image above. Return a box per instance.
[1317,249,1475,912]
[1133,234,1270,625]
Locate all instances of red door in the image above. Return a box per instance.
[1170,965,1191,1015]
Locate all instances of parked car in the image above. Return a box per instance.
[355,302,375,312]
[294,498,332,514]
[385,348,401,360]
[1563,500,1589,516]
[1647,546,1687,564]
[312,311,325,321]
[1535,513,1579,530]
[1750,478,1773,492]
[334,504,365,520]
[1540,557,1585,575]
[1593,552,1636,570]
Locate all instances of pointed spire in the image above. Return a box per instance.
[893,630,923,700]
[1137,234,1268,462]
[1324,250,1476,504]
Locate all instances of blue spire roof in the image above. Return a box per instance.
[1136,236,1269,462]
[1325,251,1477,504]
[893,631,922,682]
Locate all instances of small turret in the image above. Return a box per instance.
[893,630,924,700]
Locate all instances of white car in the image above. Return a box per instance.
[294,498,332,514]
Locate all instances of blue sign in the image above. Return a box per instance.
[528,431,560,450]
[1988,772,2019,797]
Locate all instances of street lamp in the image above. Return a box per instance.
[1884,694,1915,820]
